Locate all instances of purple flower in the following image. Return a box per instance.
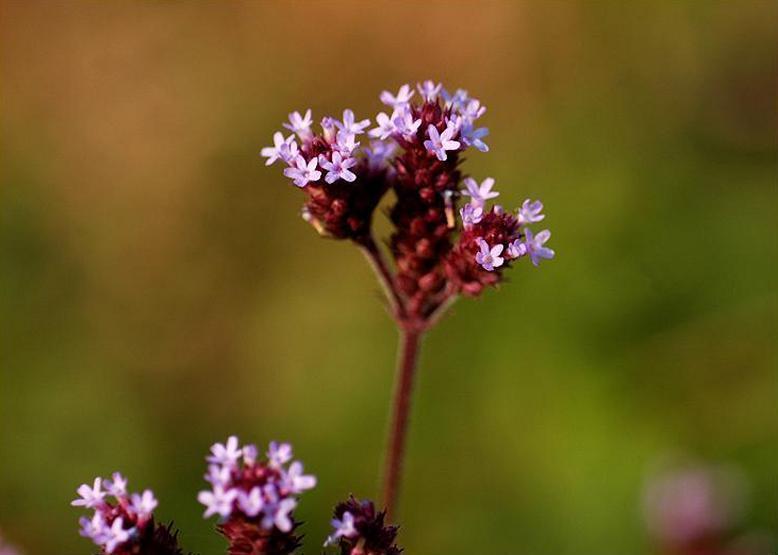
[462,98,486,121]
[334,130,360,155]
[321,151,357,184]
[324,511,357,546]
[369,112,396,140]
[417,80,442,102]
[242,443,258,464]
[237,486,264,518]
[460,204,483,227]
[205,464,232,486]
[475,238,505,271]
[129,490,158,521]
[393,107,422,138]
[282,109,313,137]
[442,88,469,109]
[72,478,105,509]
[263,498,297,533]
[103,517,131,554]
[507,238,528,259]
[207,436,243,467]
[424,124,460,161]
[336,109,370,135]
[105,472,127,497]
[461,177,499,206]
[79,513,107,541]
[460,123,489,152]
[517,199,545,226]
[364,140,397,170]
[283,155,322,188]
[260,132,298,166]
[267,441,293,467]
[524,228,555,266]
[380,84,414,108]
[283,461,317,493]
[198,485,238,519]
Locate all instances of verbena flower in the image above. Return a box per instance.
[72,474,184,555]
[324,497,402,555]
[198,436,316,555]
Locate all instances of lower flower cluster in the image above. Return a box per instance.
[197,437,316,554]
[71,474,183,555]
[326,497,402,555]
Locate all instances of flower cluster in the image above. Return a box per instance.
[72,474,182,555]
[261,80,554,324]
[325,497,402,555]
[198,437,316,555]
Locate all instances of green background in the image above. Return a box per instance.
[1,2,776,554]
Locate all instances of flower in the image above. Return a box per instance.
[79,512,107,541]
[517,199,545,226]
[324,511,357,546]
[524,228,555,266]
[417,80,442,102]
[460,204,484,227]
[105,472,127,497]
[364,140,397,170]
[263,498,297,533]
[207,435,243,467]
[336,109,370,135]
[282,109,313,137]
[130,490,158,521]
[334,130,360,155]
[369,112,396,140]
[260,132,298,166]
[461,177,499,206]
[507,238,527,259]
[284,461,317,493]
[423,124,460,161]
[267,441,293,467]
[72,478,105,509]
[460,123,489,152]
[237,487,264,518]
[393,107,422,138]
[320,151,357,184]
[198,485,238,519]
[380,84,414,108]
[475,238,505,271]
[283,155,322,188]
[103,518,130,554]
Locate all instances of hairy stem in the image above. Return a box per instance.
[382,327,422,519]
[359,237,405,319]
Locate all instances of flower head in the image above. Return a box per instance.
[475,238,505,271]
[282,109,313,137]
[283,155,321,188]
[207,435,243,467]
[461,177,499,206]
[261,132,298,166]
[517,199,545,226]
[460,203,484,227]
[336,109,370,135]
[423,124,460,161]
[72,478,105,509]
[524,228,555,266]
[417,80,442,102]
[380,84,414,108]
[325,497,401,555]
[321,151,357,184]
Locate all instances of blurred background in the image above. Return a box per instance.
[1,1,777,554]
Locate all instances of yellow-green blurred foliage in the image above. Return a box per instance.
[1,2,776,554]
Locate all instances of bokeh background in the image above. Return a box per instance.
[2,1,777,554]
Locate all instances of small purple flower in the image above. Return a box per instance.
[260,132,298,166]
[198,485,238,519]
[369,112,396,140]
[242,443,258,464]
[237,487,264,518]
[417,80,442,102]
[320,116,338,142]
[321,151,357,184]
[105,472,127,497]
[462,98,486,121]
[268,498,297,533]
[460,123,489,152]
[267,441,293,468]
[283,155,322,188]
[103,517,131,554]
[507,238,528,259]
[336,109,370,135]
[460,204,483,227]
[364,140,397,170]
[461,177,499,206]
[334,130,360,155]
[517,199,545,226]
[283,461,317,494]
[324,511,358,546]
[282,109,313,137]
[79,513,106,541]
[380,84,414,108]
[207,436,243,467]
[129,490,158,521]
[475,238,505,271]
[424,124,460,161]
[393,107,422,138]
[524,228,555,266]
[442,87,469,109]
[72,478,105,509]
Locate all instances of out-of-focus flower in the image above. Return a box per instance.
[524,228,555,267]
[461,177,499,207]
[324,497,401,555]
[517,199,545,226]
[380,84,414,108]
[283,109,313,137]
